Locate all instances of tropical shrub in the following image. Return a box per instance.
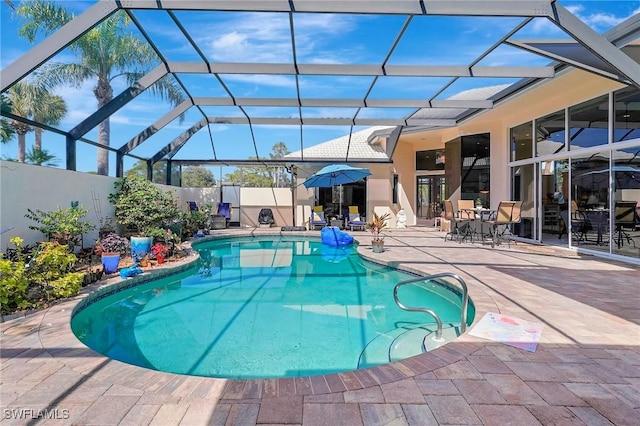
[0,238,83,314]
[28,242,83,299]
[181,202,212,238]
[365,211,392,242]
[25,205,95,249]
[108,174,180,237]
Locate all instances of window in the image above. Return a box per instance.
[392,174,399,204]
[416,149,445,171]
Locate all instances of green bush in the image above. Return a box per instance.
[0,238,83,315]
[25,205,95,249]
[0,258,30,314]
[108,174,180,237]
[181,203,212,238]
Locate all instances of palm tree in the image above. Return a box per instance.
[5,81,67,162]
[33,91,66,152]
[5,82,35,162]
[0,94,16,144]
[25,146,59,166]
[16,0,185,176]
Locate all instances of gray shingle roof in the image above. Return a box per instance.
[286,85,509,161]
[285,126,393,161]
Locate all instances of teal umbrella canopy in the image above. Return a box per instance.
[303,164,371,188]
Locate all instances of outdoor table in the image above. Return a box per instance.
[462,207,496,243]
[582,208,609,245]
[330,218,344,229]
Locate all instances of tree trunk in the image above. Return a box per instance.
[11,120,30,163]
[17,132,26,163]
[35,127,42,151]
[94,77,113,176]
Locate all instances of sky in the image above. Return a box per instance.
[1,0,639,179]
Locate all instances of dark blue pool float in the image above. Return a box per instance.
[321,226,354,247]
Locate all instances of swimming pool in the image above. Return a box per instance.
[71,236,474,379]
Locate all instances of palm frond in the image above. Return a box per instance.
[33,63,96,90]
[15,0,74,42]
[25,147,59,166]
[121,73,187,124]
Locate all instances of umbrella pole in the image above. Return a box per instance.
[339,184,342,221]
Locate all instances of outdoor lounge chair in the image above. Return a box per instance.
[310,206,327,230]
[347,206,365,231]
[216,202,231,227]
[258,208,275,227]
[186,201,199,211]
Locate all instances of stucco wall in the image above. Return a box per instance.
[238,187,292,227]
[0,161,119,249]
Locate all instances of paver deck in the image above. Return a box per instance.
[1,227,639,425]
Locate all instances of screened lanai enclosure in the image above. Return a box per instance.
[2,0,639,182]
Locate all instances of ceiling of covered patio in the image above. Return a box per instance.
[1,0,640,173]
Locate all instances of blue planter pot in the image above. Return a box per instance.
[101,253,120,274]
[130,236,153,261]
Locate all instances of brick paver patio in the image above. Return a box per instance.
[1,227,639,425]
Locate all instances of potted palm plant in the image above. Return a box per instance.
[365,211,391,253]
[97,232,129,274]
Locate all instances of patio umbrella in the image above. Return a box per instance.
[303,164,371,188]
[577,166,640,189]
[303,164,371,216]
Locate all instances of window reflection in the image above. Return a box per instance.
[571,152,610,252]
[612,146,640,256]
[416,149,445,170]
[569,95,608,150]
[510,121,532,161]
[536,109,565,156]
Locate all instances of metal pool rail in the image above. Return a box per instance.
[393,272,469,341]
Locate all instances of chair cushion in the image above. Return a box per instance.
[349,214,362,223]
[312,211,325,222]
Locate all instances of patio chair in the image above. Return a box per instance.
[559,201,587,243]
[216,202,231,227]
[443,200,472,243]
[457,199,475,218]
[485,201,516,247]
[347,206,365,231]
[614,201,637,248]
[258,208,275,227]
[310,206,327,230]
[186,201,199,211]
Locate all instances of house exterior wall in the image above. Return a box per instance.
[395,70,626,222]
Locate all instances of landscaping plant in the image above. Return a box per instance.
[108,174,180,238]
[0,238,84,315]
[96,232,129,255]
[25,204,95,250]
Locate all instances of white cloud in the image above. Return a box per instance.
[567,4,628,30]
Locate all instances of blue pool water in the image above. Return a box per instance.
[72,236,474,379]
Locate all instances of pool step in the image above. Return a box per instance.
[358,324,462,369]
[389,324,461,363]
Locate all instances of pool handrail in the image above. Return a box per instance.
[393,272,469,342]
